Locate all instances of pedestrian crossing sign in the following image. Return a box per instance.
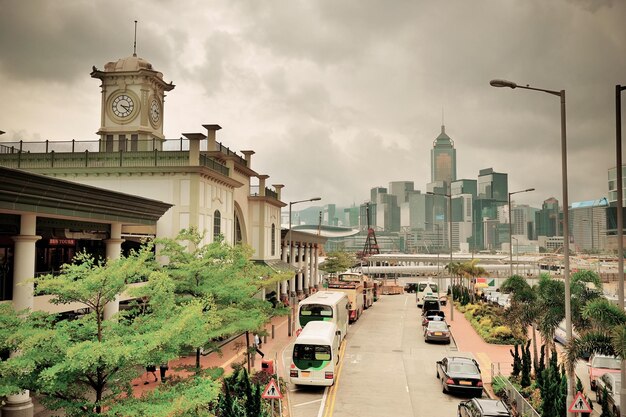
[568,391,592,413]
[262,377,283,399]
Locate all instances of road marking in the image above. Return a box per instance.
[295,398,323,407]
[321,340,348,417]
[475,352,492,381]
[316,388,329,417]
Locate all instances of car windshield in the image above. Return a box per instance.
[449,362,479,374]
[593,356,621,370]
[428,322,448,331]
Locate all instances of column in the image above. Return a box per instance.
[303,243,310,296]
[280,241,288,302]
[103,223,125,320]
[314,245,320,290]
[5,214,40,417]
[308,244,315,292]
[296,244,304,298]
[289,241,296,299]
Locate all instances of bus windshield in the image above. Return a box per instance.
[300,304,333,317]
[293,344,332,361]
[418,283,438,293]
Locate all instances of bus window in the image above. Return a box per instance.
[300,304,333,317]
[293,344,332,361]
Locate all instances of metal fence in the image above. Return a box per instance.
[491,363,541,417]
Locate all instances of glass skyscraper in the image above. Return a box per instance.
[430,125,456,188]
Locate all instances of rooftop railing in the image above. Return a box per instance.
[0,138,247,167]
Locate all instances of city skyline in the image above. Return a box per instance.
[0,1,624,209]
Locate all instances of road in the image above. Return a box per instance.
[285,293,483,417]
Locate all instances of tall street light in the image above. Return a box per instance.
[490,79,574,416]
[287,197,321,336]
[427,191,453,321]
[508,188,535,277]
[615,84,625,417]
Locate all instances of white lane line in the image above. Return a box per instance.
[316,387,329,417]
[294,398,323,407]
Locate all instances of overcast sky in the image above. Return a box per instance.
[1,0,624,210]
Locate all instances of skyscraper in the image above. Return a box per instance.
[430,125,457,188]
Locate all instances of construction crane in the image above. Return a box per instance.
[359,202,380,259]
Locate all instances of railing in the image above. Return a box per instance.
[0,138,248,166]
[491,364,541,417]
[249,186,279,200]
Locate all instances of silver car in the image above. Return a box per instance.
[424,320,451,344]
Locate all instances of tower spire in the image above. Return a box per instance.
[441,107,445,134]
[133,20,138,57]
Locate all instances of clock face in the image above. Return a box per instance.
[150,99,161,124]
[112,94,135,118]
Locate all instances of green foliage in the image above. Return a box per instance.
[215,367,270,417]
[520,340,531,388]
[537,351,567,417]
[600,386,613,417]
[0,229,286,416]
[458,302,525,345]
[510,344,521,377]
[491,376,507,398]
[319,251,356,274]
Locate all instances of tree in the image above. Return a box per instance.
[319,251,356,276]
[534,273,566,359]
[154,229,290,371]
[502,274,540,370]
[0,245,217,416]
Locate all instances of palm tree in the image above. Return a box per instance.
[459,259,487,303]
[502,275,540,369]
[534,273,566,360]
[444,261,462,300]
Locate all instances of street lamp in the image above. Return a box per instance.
[615,84,625,417]
[511,236,519,275]
[427,191,453,321]
[287,197,321,336]
[508,188,535,277]
[490,78,574,416]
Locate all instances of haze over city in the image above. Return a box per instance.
[1,0,624,208]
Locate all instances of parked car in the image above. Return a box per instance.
[422,310,446,327]
[422,297,441,315]
[588,354,621,391]
[424,320,451,344]
[458,398,511,417]
[596,372,621,417]
[436,356,483,396]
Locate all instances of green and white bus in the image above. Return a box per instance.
[290,321,341,386]
[296,291,349,341]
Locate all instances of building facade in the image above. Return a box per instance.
[430,125,457,188]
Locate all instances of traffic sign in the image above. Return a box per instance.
[568,391,592,413]
[261,377,283,399]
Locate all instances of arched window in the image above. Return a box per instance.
[271,224,276,256]
[213,210,221,240]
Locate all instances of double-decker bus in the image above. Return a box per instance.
[296,291,349,341]
[290,321,341,386]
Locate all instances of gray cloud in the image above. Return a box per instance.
[0,0,624,210]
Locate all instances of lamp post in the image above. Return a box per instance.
[287,197,321,336]
[427,191,453,321]
[615,84,625,417]
[511,236,519,275]
[508,188,535,277]
[490,79,573,416]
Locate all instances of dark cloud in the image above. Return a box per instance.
[0,0,624,209]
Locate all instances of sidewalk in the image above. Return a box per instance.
[132,314,294,397]
[447,303,515,383]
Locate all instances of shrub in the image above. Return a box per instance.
[479,317,493,327]
[490,325,513,339]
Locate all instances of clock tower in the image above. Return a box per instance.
[91,54,175,151]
